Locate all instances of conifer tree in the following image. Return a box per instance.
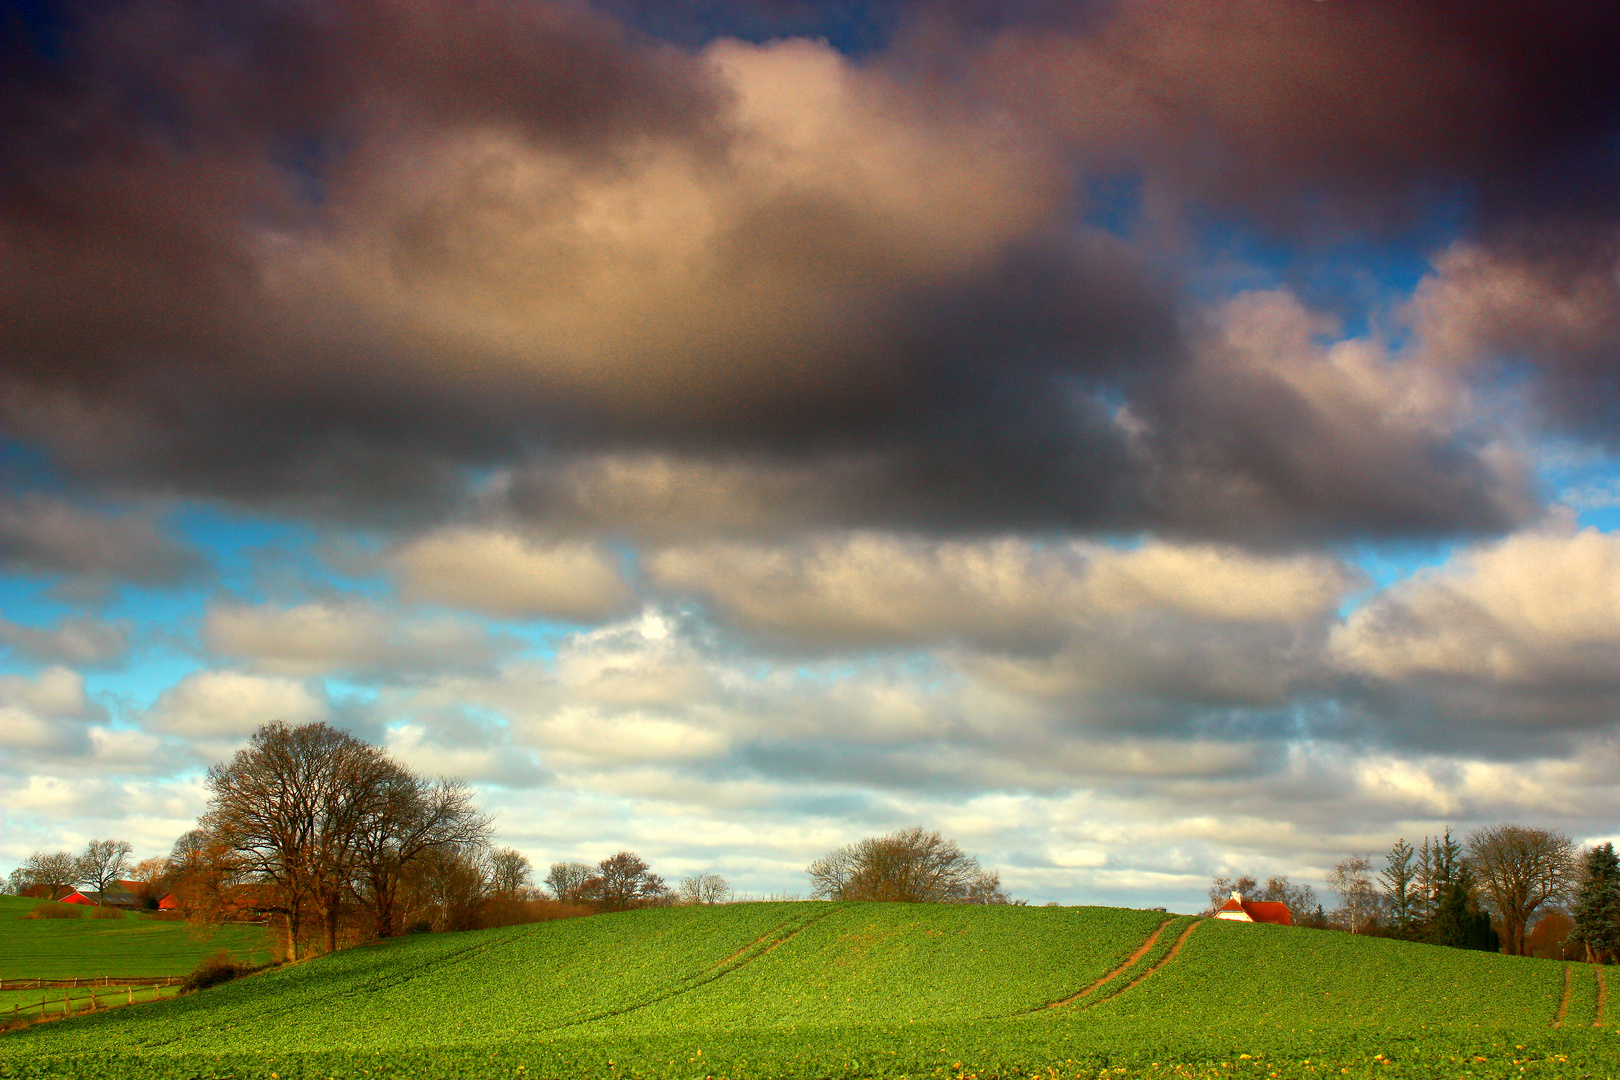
[1570,842,1620,964]
[1380,837,1418,934]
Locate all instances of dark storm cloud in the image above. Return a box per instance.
[951,0,1620,234]
[0,0,1614,542]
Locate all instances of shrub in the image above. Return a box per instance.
[87,905,124,919]
[25,902,84,919]
[474,897,594,929]
[183,950,249,991]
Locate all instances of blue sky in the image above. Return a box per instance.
[4,0,1620,912]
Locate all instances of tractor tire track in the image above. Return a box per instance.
[540,903,845,1033]
[1087,918,1205,1008]
[1553,965,1572,1028]
[1033,916,1175,1012]
[1596,967,1608,1027]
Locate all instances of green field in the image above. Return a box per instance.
[0,901,1615,1079]
[0,896,277,980]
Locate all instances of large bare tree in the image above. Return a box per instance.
[204,722,395,958]
[203,722,496,955]
[1466,824,1576,956]
[76,839,133,895]
[808,827,1000,904]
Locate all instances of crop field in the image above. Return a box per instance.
[0,896,277,980]
[1,902,1616,1079]
[0,983,182,1022]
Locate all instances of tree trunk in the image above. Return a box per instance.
[373,881,396,939]
[323,895,340,954]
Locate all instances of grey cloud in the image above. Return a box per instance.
[0,616,132,667]
[1409,227,1620,443]
[1331,522,1620,756]
[0,496,206,587]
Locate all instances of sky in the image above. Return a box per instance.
[3,0,1620,912]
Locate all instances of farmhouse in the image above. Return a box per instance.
[50,886,142,909]
[1214,892,1292,925]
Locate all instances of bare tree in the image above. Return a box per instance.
[808,827,994,904]
[545,861,595,903]
[76,839,134,895]
[20,851,81,896]
[1328,856,1380,933]
[351,773,492,938]
[587,851,667,911]
[1207,875,1259,915]
[679,872,732,905]
[960,870,1012,905]
[203,722,390,958]
[1467,824,1576,956]
[400,843,491,932]
[486,848,534,898]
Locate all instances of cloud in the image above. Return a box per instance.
[1407,229,1620,440]
[955,0,1620,232]
[648,532,1352,652]
[1333,518,1620,749]
[1,0,1561,546]
[203,600,512,678]
[1122,289,1539,545]
[0,496,205,588]
[0,666,100,720]
[390,527,636,621]
[0,615,132,667]
[145,670,330,738]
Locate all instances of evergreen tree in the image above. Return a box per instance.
[1430,863,1498,952]
[1569,842,1620,964]
[1380,837,1418,935]
[1413,837,1436,924]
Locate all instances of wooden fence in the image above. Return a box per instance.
[0,976,182,990]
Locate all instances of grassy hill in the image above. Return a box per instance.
[0,901,1613,1079]
[0,895,278,980]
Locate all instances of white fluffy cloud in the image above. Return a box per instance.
[1335,520,1620,686]
[649,532,1352,651]
[390,527,636,621]
[204,600,511,677]
[145,670,330,738]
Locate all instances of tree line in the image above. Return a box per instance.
[1215,824,1620,961]
[2,722,753,960]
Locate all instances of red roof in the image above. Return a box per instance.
[1241,901,1292,925]
[1217,896,1293,925]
